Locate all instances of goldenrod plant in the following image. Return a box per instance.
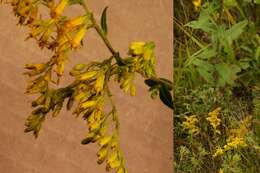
[174,0,260,172]
[1,0,173,172]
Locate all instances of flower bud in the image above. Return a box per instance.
[99,135,112,147]
[97,147,108,164]
[78,71,97,80]
[80,100,97,109]
[94,73,105,93]
[51,0,69,18]
[71,26,87,48]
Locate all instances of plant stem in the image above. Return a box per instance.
[81,2,117,55]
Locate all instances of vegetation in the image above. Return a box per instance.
[1,0,173,172]
[174,0,260,172]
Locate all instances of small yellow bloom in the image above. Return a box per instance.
[71,26,87,48]
[206,107,221,134]
[25,63,46,72]
[51,0,69,18]
[97,147,108,164]
[94,73,105,93]
[107,151,118,163]
[78,71,97,80]
[106,157,121,170]
[80,100,97,109]
[213,147,224,158]
[224,137,247,150]
[182,115,200,135]
[130,41,145,55]
[99,135,112,147]
[130,85,136,96]
[192,0,201,11]
[64,15,88,30]
[116,167,125,173]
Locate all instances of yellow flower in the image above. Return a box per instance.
[206,107,221,134]
[213,147,224,158]
[99,135,112,147]
[106,157,121,171]
[182,115,200,135]
[224,137,247,150]
[192,0,201,11]
[97,147,108,164]
[129,41,145,55]
[64,15,89,30]
[116,167,125,173]
[71,26,87,48]
[51,0,69,18]
[78,71,98,80]
[25,63,46,72]
[130,85,136,96]
[80,100,97,109]
[94,73,105,93]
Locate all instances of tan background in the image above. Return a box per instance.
[0,0,173,173]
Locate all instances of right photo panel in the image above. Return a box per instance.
[173,1,260,173]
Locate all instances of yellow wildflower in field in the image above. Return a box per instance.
[213,147,225,158]
[224,136,247,150]
[229,116,251,138]
[213,134,247,158]
[182,115,200,135]
[206,107,221,134]
[192,0,201,11]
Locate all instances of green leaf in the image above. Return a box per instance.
[159,84,173,109]
[185,2,218,33]
[216,63,241,86]
[197,68,214,84]
[101,6,108,35]
[225,20,248,44]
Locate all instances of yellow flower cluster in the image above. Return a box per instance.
[69,61,127,172]
[213,116,251,158]
[206,107,221,134]
[12,0,93,85]
[182,115,200,135]
[128,41,156,78]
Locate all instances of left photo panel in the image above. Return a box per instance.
[0,0,173,173]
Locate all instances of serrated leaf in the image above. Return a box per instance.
[159,84,173,109]
[216,63,241,86]
[101,6,108,35]
[225,20,248,44]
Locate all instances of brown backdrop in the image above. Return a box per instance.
[0,0,173,173]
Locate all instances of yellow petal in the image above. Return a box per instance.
[51,0,69,18]
[130,41,145,55]
[99,135,112,147]
[78,71,97,80]
[81,100,97,109]
[94,73,105,93]
[71,26,87,48]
